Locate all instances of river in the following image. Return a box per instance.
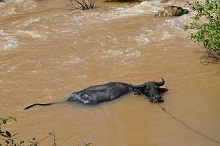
[0,0,220,145]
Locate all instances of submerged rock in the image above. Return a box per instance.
[155,6,189,17]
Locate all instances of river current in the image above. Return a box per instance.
[0,0,220,145]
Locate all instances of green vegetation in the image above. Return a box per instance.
[0,117,22,146]
[0,117,17,139]
[0,117,91,146]
[185,0,220,61]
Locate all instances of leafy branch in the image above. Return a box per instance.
[0,117,91,146]
[0,117,17,138]
[184,0,220,62]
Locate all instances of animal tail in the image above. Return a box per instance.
[24,102,57,110]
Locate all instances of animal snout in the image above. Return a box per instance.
[149,95,164,103]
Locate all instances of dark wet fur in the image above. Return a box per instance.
[24,78,168,110]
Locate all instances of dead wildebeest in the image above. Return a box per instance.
[155,6,189,17]
[24,78,168,110]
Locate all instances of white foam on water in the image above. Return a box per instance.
[0,0,36,16]
[101,48,141,62]
[124,48,141,58]
[74,1,162,23]
[59,56,86,68]
[69,0,191,34]
[71,15,84,21]
[131,1,161,14]
[110,0,162,18]
[2,37,19,49]
[4,0,21,2]
[71,57,86,63]
[0,28,48,50]
[0,30,19,50]
[7,66,17,72]
[0,3,16,16]
[4,0,33,3]
[135,34,150,44]
[101,50,124,59]
[30,70,38,74]
[17,30,47,39]
[161,31,173,40]
[65,0,190,36]
[22,17,40,26]
[77,74,88,78]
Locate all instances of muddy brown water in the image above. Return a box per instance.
[0,0,220,145]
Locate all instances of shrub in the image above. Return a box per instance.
[0,117,22,146]
[184,0,220,61]
[66,0,96,10]
[0,117,17,138]
[0,117,91,146]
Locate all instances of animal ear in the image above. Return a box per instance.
[157,78,165,86]
[159,88,169,93]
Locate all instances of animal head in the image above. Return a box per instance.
[134,78,166,103]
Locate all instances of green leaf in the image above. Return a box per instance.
[6,131,11,137]
[2,118,8,124]
[184,0,220,54]
[12,133,18,137]
[84,143,92,146]
[9,117,17,122]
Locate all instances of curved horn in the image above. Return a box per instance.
[157,78,165,86]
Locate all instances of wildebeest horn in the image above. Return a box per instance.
[157,78,165,86]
